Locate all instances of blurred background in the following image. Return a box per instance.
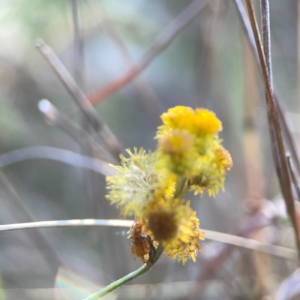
[0,0,299,299]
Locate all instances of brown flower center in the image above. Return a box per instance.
[148,210,177,241]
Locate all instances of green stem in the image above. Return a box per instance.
[83,244,164,300]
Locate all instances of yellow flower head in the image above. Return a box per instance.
[163,201,204,264]
[106,148,175,217]
[158,129,195,156]
[189,145,232,196]
[214,144,233,171]
[157,106,195,137]
[105,106,232,265]
[157,106,195,138]
[143,198,204,264]
[157,106,222,138]
[156,106,223,156]
[193,108,222,135]
[157,129,197,176]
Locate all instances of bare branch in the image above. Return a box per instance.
[38,99,117,164]
[0,173,64,272]
[260,0,272,88]
[204,229,296,261]
[244,0,300,260]
[71,0,84,87]
[287,154,300,202]
[88,1,164,126]
[87,0,210,105]
[0,219,133,231]
[0,219,296,260]
[36,40,98,130]
[36,40,121,161]
[0,146,115,176]
[234,0,300,176]
[189,212,279,298]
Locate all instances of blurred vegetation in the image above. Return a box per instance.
[0,0,299,299]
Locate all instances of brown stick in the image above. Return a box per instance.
[245,0,300,260]
[36,40,122,161]
[88,1,164,125]
[0,173,64,274]
[87,0,210,105]
[287,154,300,202]
[38,99,116,164]
[188,213,271,299]
[233,0,300,176]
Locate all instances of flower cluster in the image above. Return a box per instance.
[106,106,232,264]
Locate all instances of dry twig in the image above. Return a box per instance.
[189,212,274,298]
[244,0,300,259]
[0,219,295,260]
[234,0,300,175]
[38,99,116,163]
[287,154,300,202]
[71,0,84,87]
[87,0,210,105]
[0,146,115,176]
[0,173,64,273]
[88,1,164,126]
[36,40,121,161]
